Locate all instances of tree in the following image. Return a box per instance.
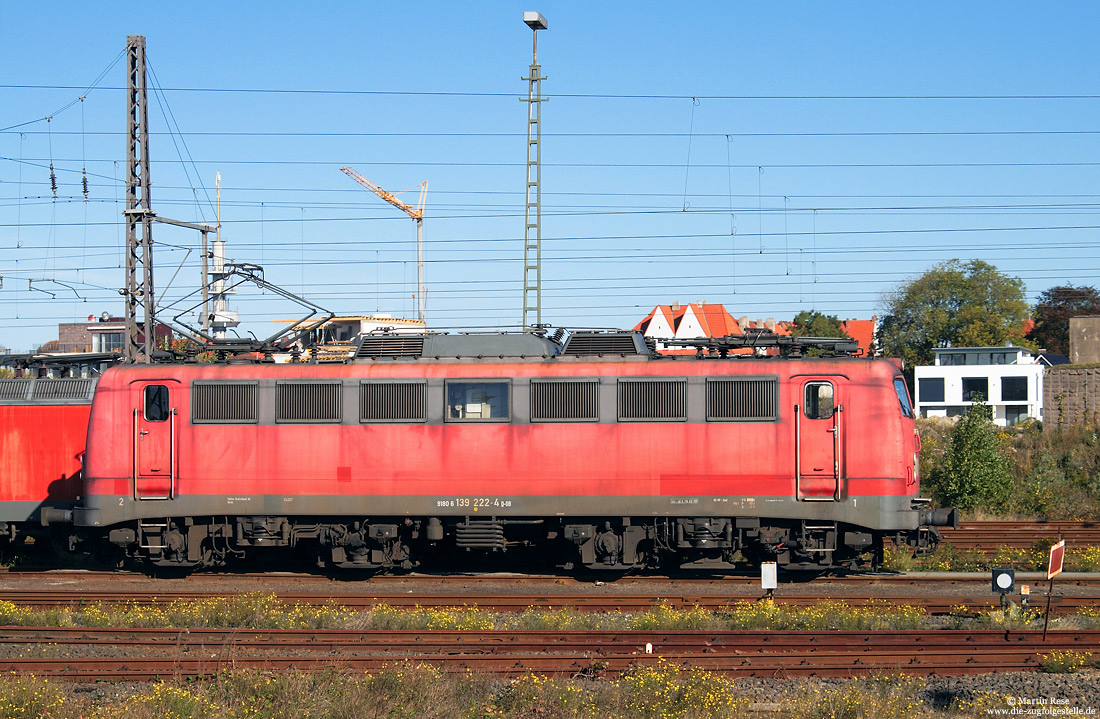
[1026,285,1100,356]
[878,259,1031,376]
[931,400,1012,512]
[789,311,850,356]
[789,310,849,339]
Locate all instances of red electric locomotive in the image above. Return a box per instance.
[0,378,97,545]
[62,330,954,572]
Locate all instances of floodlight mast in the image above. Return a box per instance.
[522,11,547,332]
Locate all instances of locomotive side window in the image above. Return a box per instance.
[803,382,834,420]
[192,382,258,423]
[361,381,427,422]
[144,384,170,422]
[446,381,510,422]
[531,379,599,422]
[618,378,687,422]
[276,382,341,423]
[893,377,914,418]
[706,377,779,421]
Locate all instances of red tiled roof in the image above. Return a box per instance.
[637,304,877,355]
[691,303,741,337]
[839,318,877,356]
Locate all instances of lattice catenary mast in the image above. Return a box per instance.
[122,35,154,362]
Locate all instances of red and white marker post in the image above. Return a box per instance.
[1043,539,1066,640]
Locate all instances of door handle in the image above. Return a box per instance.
[139,429,149,437]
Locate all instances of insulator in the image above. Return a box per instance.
[49,164,57,198]
[82,169,89,201]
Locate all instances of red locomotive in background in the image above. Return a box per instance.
[10,330,954,573]
[0,378,95,539]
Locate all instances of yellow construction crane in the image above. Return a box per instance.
[341,166,428,323]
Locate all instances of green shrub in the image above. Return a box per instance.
[935,401,1013,511]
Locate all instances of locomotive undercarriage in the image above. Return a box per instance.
[91,513,928,574]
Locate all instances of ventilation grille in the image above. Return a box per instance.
[617,379,686,421]
[277,382,341,423]
[531,379,599,422]
[0,379,96,402]
[357,336,424,358]
[0,380,33,401]
[707,377,779,421]
[562,332,645,356]
[32,379,95,400]
[361,381,427,422]
[192,382,258,423]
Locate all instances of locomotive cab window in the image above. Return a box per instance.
[894,378,914,418]
[144,384,170,422]
[446,381,510,422]
[804,382,834,420]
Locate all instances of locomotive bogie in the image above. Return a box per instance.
[95,511,917,574]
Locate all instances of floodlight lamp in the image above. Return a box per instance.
[523,11,548,30]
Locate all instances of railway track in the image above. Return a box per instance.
[0,627,1092,679]
[0,589,1091,615]
[940,519,1100,551]
[4,568,1100,587]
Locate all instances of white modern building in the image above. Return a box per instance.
[914,346,1046,426]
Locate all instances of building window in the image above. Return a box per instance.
[1001,376,1028,402]
[1005,406,1029,426]
[446,381,510,421]
[93,332,124,353]
[918,377,945,404]
[962,378,988,402]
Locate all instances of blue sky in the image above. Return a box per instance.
[2,2,1099,352]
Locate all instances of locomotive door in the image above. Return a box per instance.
[132,381,178,500]
[796,379,842,500]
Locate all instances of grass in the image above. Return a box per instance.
[790,674,928,719]
[0,594,1093,717]
[1038,650,1095,673]
[0,667,1076,718]
[0,593,926,632]
[882,542,1100,573]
